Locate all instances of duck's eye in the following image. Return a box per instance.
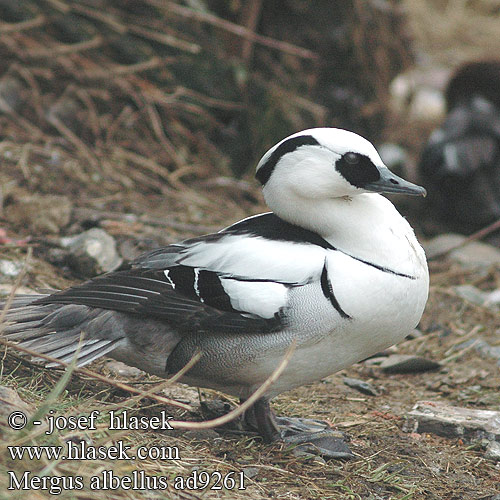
[344,152,360,165]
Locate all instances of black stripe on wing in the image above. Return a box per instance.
[34,267,284,334]
[320,262,351,320]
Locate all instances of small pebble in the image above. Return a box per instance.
[380,354,440,374]
[242,467,259,479]
[60,228,122,277]
[454,285,488,307]
[104,360,145,378]
[423,233,500,267]
[343,377,379,396]
[484,441,500,462]
[0,260,22,277]
[484,289,500,307]
[457,338,500,365]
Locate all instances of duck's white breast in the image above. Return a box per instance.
[245,222,429,397]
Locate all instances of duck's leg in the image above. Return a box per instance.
[244,397,354,459]
[249,398,281,442]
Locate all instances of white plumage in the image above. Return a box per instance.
[2,127,429,457]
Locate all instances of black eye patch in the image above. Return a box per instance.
[336,152,381,188]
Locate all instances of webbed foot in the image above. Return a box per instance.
[244,398,354,459]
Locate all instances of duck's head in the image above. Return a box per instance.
[256,128,426,206]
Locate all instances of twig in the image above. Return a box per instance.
[46,111,99,169]
[24,35,103,59]
[79,56,174,80]
[154,0,319,61]
[128,24,201,54]
[441,339,480,364]
[239,0,263,63]
[0,14,45,34]
[443,325,482,357]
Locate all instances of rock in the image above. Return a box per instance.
[286,430,353,460]
[484,441,500,461]
[0,259,22,277]
[453,285,489,307]
[362,356,387,367]
[450,242,500,268]
[453,337,500,364]
[406,329,424,340]
[5,194,72,234]
[453,285,499,312]
[485,289,500,307]
[423,233,465,259]
[242,467,259,479]
[423,233,500,267]
[380,355,440,374]
[60,228,122,277]
[407,401,500,441]
[468,339,500,365]
[390,67,449,121]
[104,360,145,379]
[343,377,379,396]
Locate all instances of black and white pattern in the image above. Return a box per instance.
[2,127,429,413]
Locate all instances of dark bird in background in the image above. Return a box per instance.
[419,61,500,236]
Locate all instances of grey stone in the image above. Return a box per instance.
[343,377,379,396]
[474,340,500,364]
[0,260,22,277]
[407,401,500,441]
[242,467,259,479]
[104,360,145,378]
[455,338,500,364]
[423,233,465,259]
[450,242,500,268]
[406,329,424,340]
[485,289,500,307]
[484,441,500,461]
[454,285,488,307]
[60,228,122,277]
[380,354,440,373]
[423,233,500,267]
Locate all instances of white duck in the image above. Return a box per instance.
[3,128,429,457]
